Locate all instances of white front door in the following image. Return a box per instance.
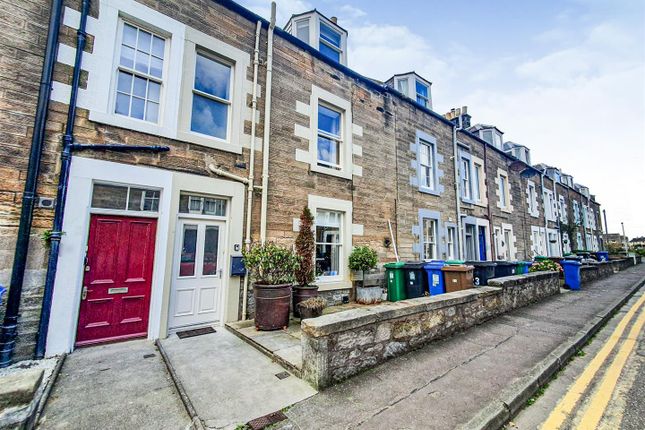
[169,219,225,329]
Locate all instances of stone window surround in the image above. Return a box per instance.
[458,150,474,203]
[543,189,557,222]
[294,85,363,180]
[462,216,491,261]
[494,168,513,213]
[494,223,517,260]
[410,131,444,196]
[53,1,255,154]
[530,226,547,257]
[558,194,568,224]
[412,209,442,260]
[526,180,540,218]
[305,194,362,291]
[471,154,487,207]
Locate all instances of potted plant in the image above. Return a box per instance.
[349,246,380,304]
[292,206,319,318]
[296,296,327,319]
[243,242,299,330]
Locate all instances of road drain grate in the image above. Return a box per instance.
[176,327,216,339]
[275,371,290,380]
[143,353,155,359]
[247,411,287,430]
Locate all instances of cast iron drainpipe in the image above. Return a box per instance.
[33,0,169,359]
[0,0,64,368]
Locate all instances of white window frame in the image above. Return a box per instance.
[307,86,354,179]
[318,21,343,63]
[461,156,473,202]
[543,189,556,222]
[294,18,310,43]
[308,194,353,290]
[527,180,539,217]
[421,218,438,260]
[415,80,430,108]
[446,226,457,260]
[177,27,249,153]
[416,131,439,194]
[471,155,487,206]
[496,169,513,212]
[316,102,343,170]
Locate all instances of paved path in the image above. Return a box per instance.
[38,340,191,430]
[277,264,645,430]
[509,286,645,430]
[159,329,316,429]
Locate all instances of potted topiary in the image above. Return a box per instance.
[296,296,327,319]
[349,246,380,304]
[292,206,319,318]
[243,242,299,330]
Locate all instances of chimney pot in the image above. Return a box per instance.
[331,16,338,23]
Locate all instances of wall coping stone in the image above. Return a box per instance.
[487,271,558,288]
[301,287,501,337]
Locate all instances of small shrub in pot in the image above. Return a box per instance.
[348,246,380,303]
[297,296,327,319]
[293,206,319,317]
[243,242,299,330]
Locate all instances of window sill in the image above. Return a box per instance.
[419,186,441,196]
[316,279,352,291]
[177,130,242,154]
[311,163,353,180]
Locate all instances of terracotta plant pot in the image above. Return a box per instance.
[254,283,292,330]
[292,285,318,318]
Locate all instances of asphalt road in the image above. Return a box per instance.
[509,289,645,430]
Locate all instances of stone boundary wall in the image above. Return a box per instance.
[301,272,559,389]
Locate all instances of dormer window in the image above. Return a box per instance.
[386,72,433,109]
[479,128,503,149]
[285,11,348,65]
[319,22,342,62]
[416,80,430,108]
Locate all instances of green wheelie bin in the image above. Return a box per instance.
[385,262,406,302]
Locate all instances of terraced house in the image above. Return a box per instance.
[0,0,604,364]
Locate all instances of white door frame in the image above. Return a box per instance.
[168,216,228,330]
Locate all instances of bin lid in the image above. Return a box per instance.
[561,259,582,266]
[441,265,474,272]
[424,261,446,269]
[495,261,516,267]
[403,261,426,269]
[465,260,497,267]
[518,261,532,266]
[384,262,405,269]
[445,259,465,265]
[534,256,549,261]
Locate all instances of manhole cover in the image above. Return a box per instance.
[275,371,290,380]
[176,326,216,339]
[247,411,287,430]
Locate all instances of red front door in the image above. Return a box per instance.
[76,214,157,346]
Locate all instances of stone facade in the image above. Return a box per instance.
[0,0,606,359]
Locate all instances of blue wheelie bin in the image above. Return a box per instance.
[561,259,582,290]
[424,261,446,295]
[595,251,609,262]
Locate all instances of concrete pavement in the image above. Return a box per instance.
[38,340,191,430]
[275,264,645,429]
[158,328,316,429]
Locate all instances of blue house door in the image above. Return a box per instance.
[478,226,487,260]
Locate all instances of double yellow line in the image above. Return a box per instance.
[540,292,645,430]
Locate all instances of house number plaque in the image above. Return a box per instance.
[108,287,129,294]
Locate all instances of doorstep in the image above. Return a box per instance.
[226,319,303,376]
